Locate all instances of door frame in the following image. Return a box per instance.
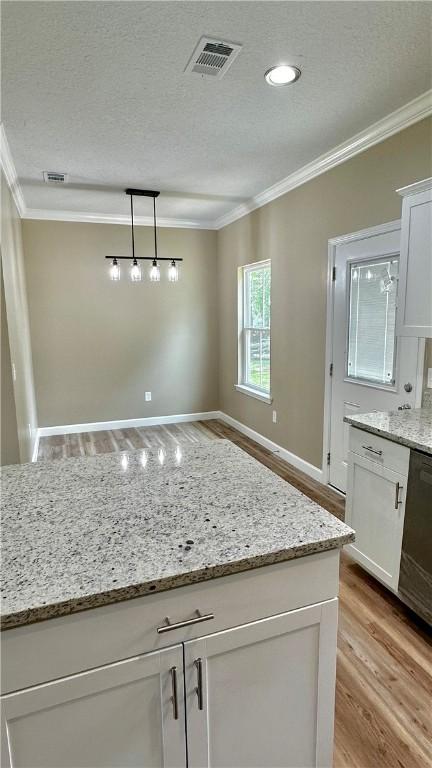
[322,219,425,485]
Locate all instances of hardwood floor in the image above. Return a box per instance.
[37,419,431,767]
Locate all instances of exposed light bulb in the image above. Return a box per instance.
[150,259,160,282]
[121,453,129,471]
[168,260,179,282]
[130,258,142,282]
[158,447,165,465]
[110,258,120,281]
[140,450,147,468]
[175,445,182,464]
[352,269,358,281]
[366,269,373,280]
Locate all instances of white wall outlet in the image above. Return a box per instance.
[427,368,432,389]
[145,392,152,402]
[272,410,277,423]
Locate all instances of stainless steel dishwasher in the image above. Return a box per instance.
[398,449,432,625]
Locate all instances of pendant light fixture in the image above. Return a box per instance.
[168,259,179,282]
[106,189,182,281]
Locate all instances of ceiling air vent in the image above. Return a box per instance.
[185,36,242,79]
[43,171,68,184]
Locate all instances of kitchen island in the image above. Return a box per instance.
[1,439,353,768]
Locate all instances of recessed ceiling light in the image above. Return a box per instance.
[265,64,301,87]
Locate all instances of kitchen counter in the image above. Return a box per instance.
[1,439,353,629]
[344,407,432,455]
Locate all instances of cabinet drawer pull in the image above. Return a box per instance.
[195,657,204,711]
[157,610,215,634]
[394,482,403,510]
[362,445,383,456]
[170,666,179,720]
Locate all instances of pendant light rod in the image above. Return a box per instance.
[130,194,135,261]
[153,196,158,261]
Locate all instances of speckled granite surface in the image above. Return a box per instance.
[344,407,432,455]
[1,440,354,629]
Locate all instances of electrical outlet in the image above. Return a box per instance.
[428,368,432,389]
[145,392,152,402]
[272,410,277,423]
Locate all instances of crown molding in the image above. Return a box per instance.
[214,89,432,230]
[23,208,216,230]
[0,123,26,217]
[397,176,432,197]
[2,90,431,231]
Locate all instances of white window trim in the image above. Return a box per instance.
[234,383,273,404]
[237,259,272,403]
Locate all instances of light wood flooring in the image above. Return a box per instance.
[38,419,431,767]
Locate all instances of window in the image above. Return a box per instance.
[237,260,271,399]
[347,256,399,386]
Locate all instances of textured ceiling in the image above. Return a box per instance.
[2,1,431,225]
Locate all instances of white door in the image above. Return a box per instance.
[328,222,422,492]
[1,645,186,768]
[184,600,338,768]
[346,451,407,591]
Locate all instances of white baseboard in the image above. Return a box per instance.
[36,409,323,485]
[37,411,221,438]
[218,411,324,484]
[31,430,40,463]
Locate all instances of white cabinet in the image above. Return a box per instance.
[1,553,341,768]
[184,600,338,768]
[1,645,186,768]
[397,178,432,338]
[346,428,409,591]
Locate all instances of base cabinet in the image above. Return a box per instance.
[1,645,186,768]
[185,600,338,768]
[346,429,409,591]
[1,600,338,768]
[1,555,341,768]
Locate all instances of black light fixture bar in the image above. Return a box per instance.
[105,256,183,261]
[125,188,160,198]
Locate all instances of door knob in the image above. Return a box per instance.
[404,382,413,393]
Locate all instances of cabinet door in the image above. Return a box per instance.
[1,645,186,768]
[184,599,338,768]
[346,450,406,590]
[397,187,432,337]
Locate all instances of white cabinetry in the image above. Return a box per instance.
[397,178,432,338]
[1,553,341,768]
[185,600,337,768]
[1,646,186,768]
[346,427,409,591]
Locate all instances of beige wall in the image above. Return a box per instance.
[1,172,38,462]
[23,220,218,426]
[217,118,432,469]
[1,265,20,464]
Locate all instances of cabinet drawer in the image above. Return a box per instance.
[1,550,339,694]
[349,427,409,476]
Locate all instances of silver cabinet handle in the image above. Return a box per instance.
[195,657,204,711]
[394,482,403,510]
[170,666,179,720]
[157,610,214,634]
[362,445,383,456]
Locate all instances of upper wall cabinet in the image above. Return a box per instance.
[396,178,432,338]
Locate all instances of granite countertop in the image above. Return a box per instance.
[1,440,354,630]
[344,407,432,455]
